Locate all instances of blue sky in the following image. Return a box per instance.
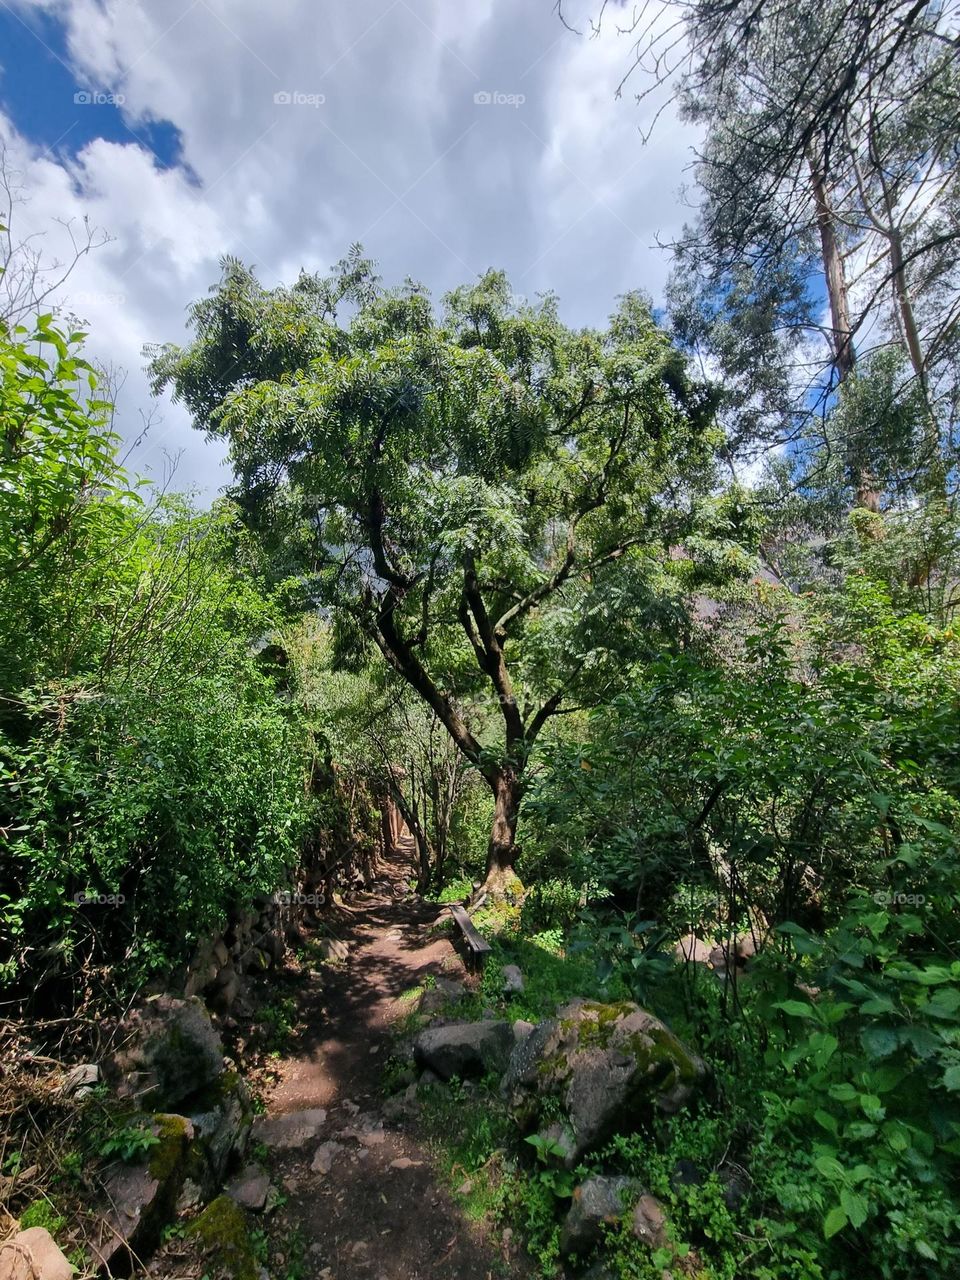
[0,5,183,167]
[0,1,699,496]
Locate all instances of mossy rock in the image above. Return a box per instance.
[149,1112,194,1183]
[502,998,707,1166]
[187,1195,259,1280]
[93,1113,194,1273]
[186,1069,252,1190]
[108,995,224,1111]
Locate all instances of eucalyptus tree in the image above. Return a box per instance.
[150,254,717,894]
[566,0,960,511]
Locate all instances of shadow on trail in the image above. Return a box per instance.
[261,847,521,1280]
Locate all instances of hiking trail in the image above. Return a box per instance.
[255,843,522,1280]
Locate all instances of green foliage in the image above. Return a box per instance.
[97,1122,162,1164]
[259,996,299,1053]
[0,319,317,995]
[18,1198,67,1235]
[151,252,720,884]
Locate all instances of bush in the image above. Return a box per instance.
[0,320,316,995]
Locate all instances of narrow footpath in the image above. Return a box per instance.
[255,845,519,1280]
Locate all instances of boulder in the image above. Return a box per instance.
[208,968,243,1014]
[502,965,525,993]
[632,1193,668,1248]
[251,1107,327,1150]
[718,1162,751,1211]
[0,1228,73,1280]
[560,1177,668,1257]
[184,964,218,999]
[225,1165,271,1212]
[91,1114,194,1274]
[239,947,270,974]
[108,996,224,1110]
[186,1196,259,1280]
[186,1070,253,1189]
[413,1021,513,1081]
[673,934,711,965]
[436,977,466,1000]
[502,999,707,1165]
[316,938,349,962]
[310,1141,343,1174]
[559,1175,642,1256]
[257,932,285,963]
[708,933,762,976]
[417,989,447,1017]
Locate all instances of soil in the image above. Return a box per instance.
[252,844,527,1280]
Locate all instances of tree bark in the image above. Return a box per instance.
[807,145,881,512]
[479,766,523,895]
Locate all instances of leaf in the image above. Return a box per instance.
[829,1083,858,1103]
[942,1066,960,1092]
[814,1109,838,1134]
[773,999,816,1020]
[859,1093,885,1121]
[814,1155,844,1181]
[926,988,960,1019]
[840,1189,869,1229]
[777,921,813,937]
[823,1206,848,1238]
[858,995,897,1015]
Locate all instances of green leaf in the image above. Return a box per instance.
[773,999,816,1020]
[823,1206,848,1238]
[840,1189,869,1229]
[828,1083,858,1103]
[814,1109,838,1134]
[814,1155,844,1181]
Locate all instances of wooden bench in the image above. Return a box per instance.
[448,903,492,969]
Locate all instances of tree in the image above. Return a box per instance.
[150,254,717,894]
[0,143,108,331]
[566,0,960,511]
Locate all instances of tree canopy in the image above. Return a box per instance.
[151,255,720,890]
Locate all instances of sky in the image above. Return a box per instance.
[0,0,698,498]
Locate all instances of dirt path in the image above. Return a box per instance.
[256,846,516,1280]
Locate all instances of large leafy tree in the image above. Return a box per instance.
[151,253,717,893]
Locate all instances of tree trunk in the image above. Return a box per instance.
[478,767,522,897]
[807,145,881,512]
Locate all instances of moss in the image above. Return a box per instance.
[646,1026,701,1082]
[187,1194,258,1280]
[19,1198,67,1235]
[574,1003,636,1050]
[582,1001,636,1022]
[537,1051,567,1078]
[148,1113,192,1183]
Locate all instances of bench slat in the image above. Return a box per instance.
[448,903,492,954]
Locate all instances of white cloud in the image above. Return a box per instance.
[3,0,701,496]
